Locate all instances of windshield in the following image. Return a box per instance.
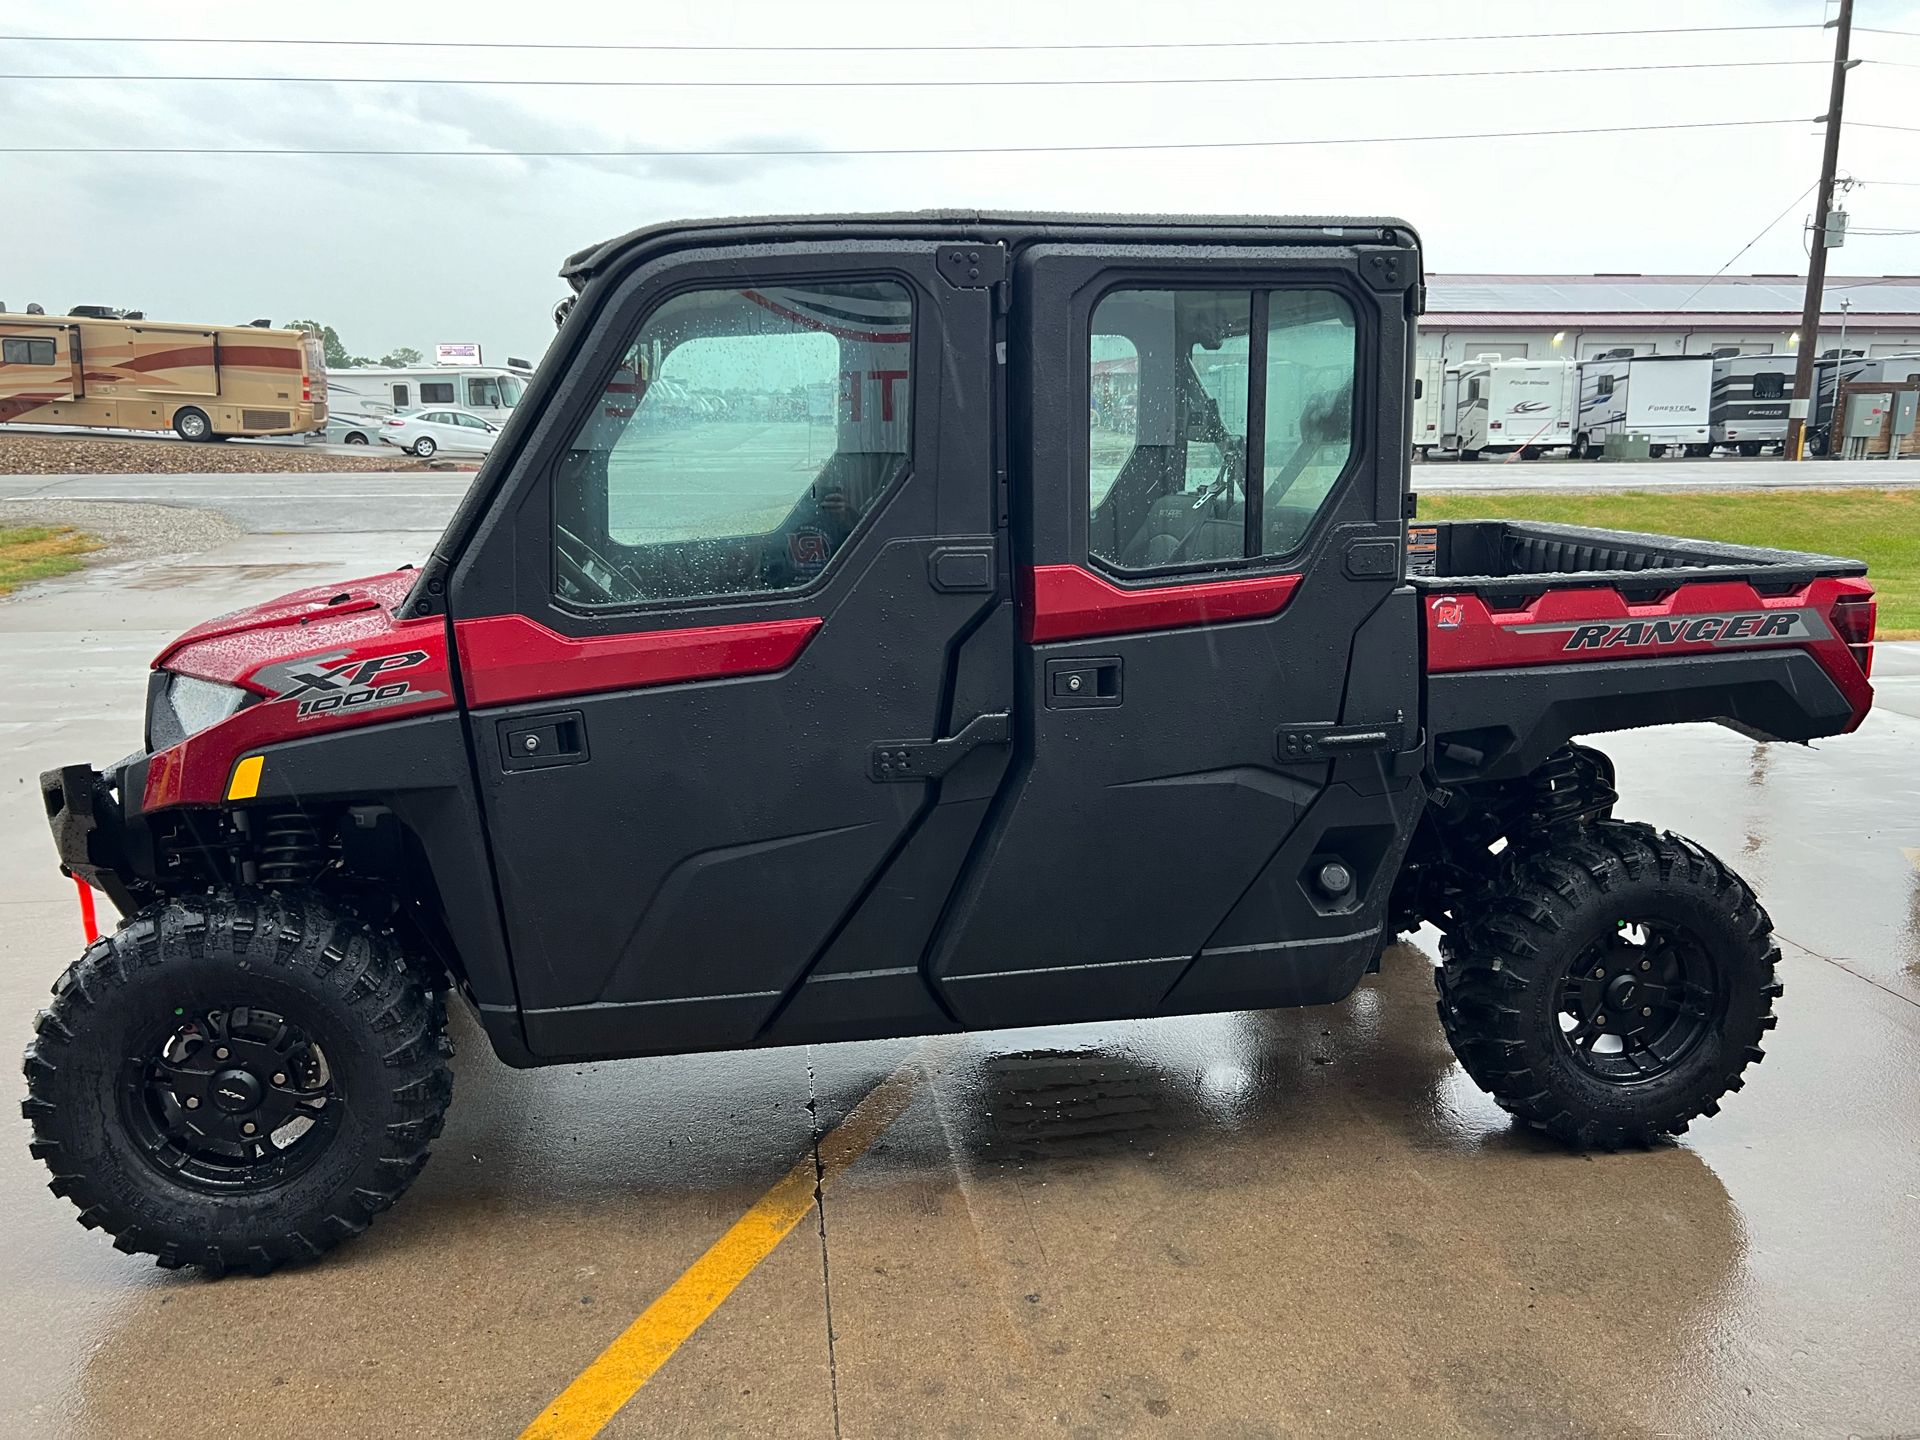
[462,373,525,410]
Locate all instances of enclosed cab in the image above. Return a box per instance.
[0,312,325,441]
[26,213,1875,1276]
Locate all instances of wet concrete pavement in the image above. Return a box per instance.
[1,492,1917,1437]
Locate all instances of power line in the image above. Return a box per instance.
[0,59,1829,89]
[0,23,1824,54]
[0,116,1806,160]
[1856,26,1920,38]
[1853,119,1920,133]
[1673,182,1822,311]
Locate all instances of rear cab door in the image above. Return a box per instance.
[441,225,1009,1059]
[927,223,1427,1028]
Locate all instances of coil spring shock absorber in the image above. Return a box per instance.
[256,810,326,886]
[1523,745,1618,831]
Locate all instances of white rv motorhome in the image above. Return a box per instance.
[324,363,530,422]
[1573,354,1713,459]
[1452,358,1577,459]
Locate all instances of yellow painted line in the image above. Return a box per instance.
[518,1062,922,1440]
[225,754,264,801]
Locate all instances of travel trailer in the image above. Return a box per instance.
[1708,353,1795,455]
[1572,353,1712,458]
[1410,355,1453,457]
[0,311,325,440]
[1451,357,1577,459]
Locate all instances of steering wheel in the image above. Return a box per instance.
[555,524,626,604]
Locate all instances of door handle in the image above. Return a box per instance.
[499,711,588,772]
[1044,657,1122,709]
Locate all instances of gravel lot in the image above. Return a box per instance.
[0,431,461,476]
[0,499,238,573]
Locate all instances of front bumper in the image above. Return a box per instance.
[41,759,148,916]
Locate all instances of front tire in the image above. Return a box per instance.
[1435,821,1780,1148]
[22,891,453,1275]
[172,407,213,442]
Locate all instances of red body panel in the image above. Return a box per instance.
[1423,575,1877,731]
[454,613,823,708]
[143,615,454,810]
[1023,564,1301,643]
[157,570,420,691]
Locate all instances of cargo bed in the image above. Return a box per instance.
[1404,519,1866,602]
[1408,521,1877,783]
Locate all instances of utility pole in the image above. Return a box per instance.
[1787,0,1858,461]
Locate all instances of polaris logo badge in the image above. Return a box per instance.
[253,649,447,720]
[1509,608,1826,651]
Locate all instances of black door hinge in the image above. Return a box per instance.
[870,712,1010,782]
[937,243,1007,289]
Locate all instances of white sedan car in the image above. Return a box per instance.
[378,407,500,459]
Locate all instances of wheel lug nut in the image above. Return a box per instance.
[1642,1006,1652,1016]
[242,1122,257,1135]
[1640,960,1651,971]
[215,1047,230,1060]
[272,1073,286,1086]
[1593,967,1606,979]
[184,1096,200,1109]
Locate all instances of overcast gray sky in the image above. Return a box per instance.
[6,0,1920,364]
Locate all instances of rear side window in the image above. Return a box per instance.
[391,384,410,407]
[420,381,455,404]
[1753,371,1787,399]
[552,279,913,606]
[1087,286,1355,574]
[2,337,55,365]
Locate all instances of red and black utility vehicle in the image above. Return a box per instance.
[28,215,1876,1273]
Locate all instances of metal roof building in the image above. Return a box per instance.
[1419,274,1920,362]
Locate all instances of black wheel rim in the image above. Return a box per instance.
[1556,920,1721,1082]
[121,1005,343,1192]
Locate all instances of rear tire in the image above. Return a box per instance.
[172,407,213,442]
[1435,821,1780,1148]
[1648,444,1668,458]
[1738,441,1762,457]
[345,432,369,445]
[411,436,437,458]
[22,890,453,1275]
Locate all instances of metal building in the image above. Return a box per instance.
[1419,274,1920,363]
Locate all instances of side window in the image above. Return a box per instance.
[391,384,409,407]
[1594,373,1615,398]
[1753,371,1787,400]
[1086,286,1355,574]
[1260,291,1355,557]
[553,278,913,606]
[420,381,455,404]
[1413,377,1424,399]
[2,337,56,365]
[468,378,502,408]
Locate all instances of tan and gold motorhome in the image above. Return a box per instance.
[0,312,326,441]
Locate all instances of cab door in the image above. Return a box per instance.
[928,239,1425,1029]
[447,237,1009,1060]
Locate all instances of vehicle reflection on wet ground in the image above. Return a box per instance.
[0,499,1914,1437]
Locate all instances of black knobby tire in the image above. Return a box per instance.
[1435,821,1780,1148]
[22,890,452,1275]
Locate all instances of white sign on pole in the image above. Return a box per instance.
[435,342,483,366]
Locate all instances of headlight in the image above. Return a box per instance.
[147,672,250,751]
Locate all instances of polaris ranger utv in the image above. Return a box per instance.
[29,214,1877,1274]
